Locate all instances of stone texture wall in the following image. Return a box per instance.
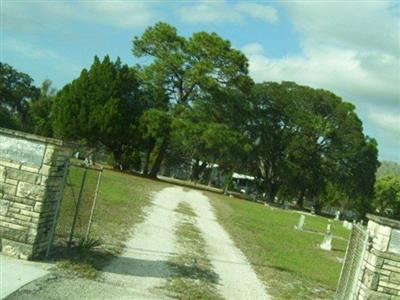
[355,214,400,300]
[0,127,72,259]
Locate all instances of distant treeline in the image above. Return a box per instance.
[377,161,400,178]
[2,22,394,219]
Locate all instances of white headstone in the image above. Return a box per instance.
[320,232,333,251]
[343,220,353,230]
[347,222,353,230]
[327,221,332,232]
[295,215,305,230]
[320,223,333,251]
[335,210,340,221]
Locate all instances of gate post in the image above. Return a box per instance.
[356,215,400,299]
[0,127,73,259]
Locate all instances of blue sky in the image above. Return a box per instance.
[2,0,400,162]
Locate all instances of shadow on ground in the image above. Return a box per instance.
[104,256,220,284]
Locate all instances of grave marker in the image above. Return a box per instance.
[295,214,305,230]
[320,221,333,251]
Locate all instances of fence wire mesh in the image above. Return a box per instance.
[54,164,102,247]
[336,224,368,300]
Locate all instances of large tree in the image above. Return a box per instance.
[132,22,253,177]
[29,79,56,137]
[139,108,172,175]
[52,56,144,168]
[373,175,400,218]
[247,82,296,203]
[171,107,249,183]
[0,62,40,130]
[248,82,379,211]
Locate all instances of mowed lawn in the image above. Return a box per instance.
[55,168,349,298]
[205,192,350,299]
[56,166,171,254]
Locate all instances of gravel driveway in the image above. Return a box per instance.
[7,186,270,300]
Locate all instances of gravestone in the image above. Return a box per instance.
[0,127,73,259]
[343,220,353,230]
[320,222,333,251]
[295,214,305,230]
[335,210,340,221]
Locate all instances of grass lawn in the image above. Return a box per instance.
[54,165,172,277]
[205,192,350,300]
[53,168,349,299]
[164,203,222,300]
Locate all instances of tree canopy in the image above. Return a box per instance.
[373,175,400,218]
[29,79,56,137]
[52,56,144,168]
[132,22,253,176]
[1,22,384,219]
[133,22,252,105]
[0,62,40,130]
[246,82,378,211]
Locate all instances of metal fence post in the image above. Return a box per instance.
[84,167,103,242]
[45,160,70,258]
[68,166,88,247]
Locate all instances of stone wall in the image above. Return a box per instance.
[355,214,400,299]
[0,127,72,259]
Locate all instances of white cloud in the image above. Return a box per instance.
[79,1,161,28]
[5,38,81,73]
[236,2,278,24]
[243,45,399,108]
[285,1,400,56]
[3,1,161,31]
[368,111,400,137]
[177,0,278,24]
[177,1,242,24]
[243,1,400,160]
[241,43,265,55]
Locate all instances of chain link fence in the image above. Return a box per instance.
[336,224,368,300]
[53,163,103,250]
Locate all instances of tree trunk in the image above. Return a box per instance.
[112,147,124,170]
[149,138,168,178]
[190,160,207,183]
[297,190,306,208]
[268,182,279,203]
[223,172,233,195]
[223,182,229,195]
[143,140,155,175]
[207,170,213,186]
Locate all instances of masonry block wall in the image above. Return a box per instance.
[356,214,400,300]
[0,127,72,259]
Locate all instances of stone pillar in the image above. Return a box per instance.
[357,214,400,299]
[0,127,73,259]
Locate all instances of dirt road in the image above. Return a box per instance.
[7,186,270,300]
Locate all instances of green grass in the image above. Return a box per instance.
[53,168,349,297]
[53,166,171,277]
[204,192,350,300]
[164,203,222,300]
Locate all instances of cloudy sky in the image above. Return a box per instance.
[2,0,399,162]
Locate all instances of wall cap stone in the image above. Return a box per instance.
[0,127,76,149]
[367,214,400,230]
